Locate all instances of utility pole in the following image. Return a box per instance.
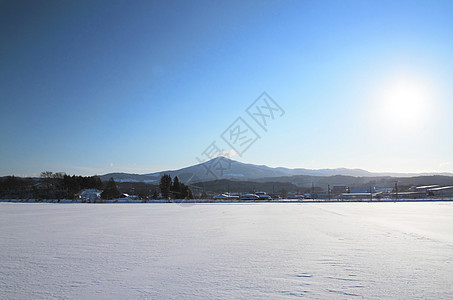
[370,185,373,201]
[395,181,398,201]
[312,182,315,199]
[328,184,331,201]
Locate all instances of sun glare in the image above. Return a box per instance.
[374,74,435,130]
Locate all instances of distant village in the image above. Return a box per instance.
[1,172,453,203]
[200,183,453,202]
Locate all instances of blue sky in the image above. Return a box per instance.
[1,0,452,176]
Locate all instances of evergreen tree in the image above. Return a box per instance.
[101,178,121,200]
[180,183,193,199]
[171,176,181,198]
[159,174,172,199]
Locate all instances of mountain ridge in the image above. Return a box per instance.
[99,157,453,183]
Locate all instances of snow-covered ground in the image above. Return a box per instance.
[0,202,452,299]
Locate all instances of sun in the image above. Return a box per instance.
[375,74,433,130]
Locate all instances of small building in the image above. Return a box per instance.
[350,187,375,193]
[77,189,102,202]
[340,192,382,200]
[255,192,272,200]
[427,186,453,198]
[213,193,239,200]
[240,193,259,200]
[121,193,138,200]
[413,185,439,193]
[390,191,427,199]
[332,186,348,195]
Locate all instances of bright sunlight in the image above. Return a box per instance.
[374,73,435,130]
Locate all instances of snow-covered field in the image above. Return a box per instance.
[0,202,452,299]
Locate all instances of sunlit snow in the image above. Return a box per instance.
[1,202,452,299]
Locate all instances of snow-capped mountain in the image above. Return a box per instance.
[100,157,452,183]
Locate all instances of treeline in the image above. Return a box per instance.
[1,172,194,201]
[0,176,35,198]
[159,174,193,200]
[0,172,102,200]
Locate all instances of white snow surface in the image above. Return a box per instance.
[0,202,452,299]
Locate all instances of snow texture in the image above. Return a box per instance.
[0,202,452,299]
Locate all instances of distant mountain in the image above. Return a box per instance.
[99,172,160,183]
[273,166,374,177]
[100,157,453,183]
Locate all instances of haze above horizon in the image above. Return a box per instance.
[1,0,452,176]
